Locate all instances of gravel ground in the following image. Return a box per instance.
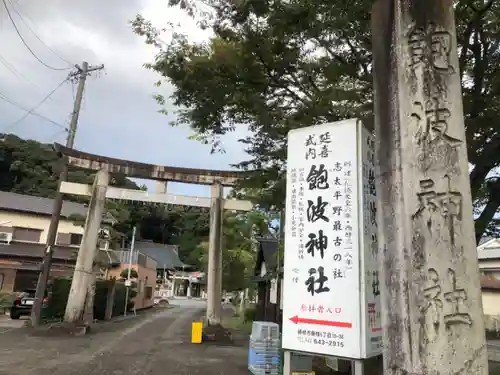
[0,305,248,375]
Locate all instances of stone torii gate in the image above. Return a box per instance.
[53,143,252,325]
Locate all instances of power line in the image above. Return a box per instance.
[0,54,25,81]
[3,78,69,132]
[0,53,66,113]
[6,0,73,67]
[0,91,68,130]
[43,128,68,143]
[1,0,70,71]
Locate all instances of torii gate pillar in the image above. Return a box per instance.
[206,182,223,325]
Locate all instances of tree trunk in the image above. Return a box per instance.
[475,179,500,244]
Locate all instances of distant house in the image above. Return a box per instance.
[107,248,158,310]
[480,276,500,331]
[252,236,281,324]
[477,237,500,278]
[477,238,500,331]
[132,241,189,271]
[0,191,118,293]
[129,240,204,298]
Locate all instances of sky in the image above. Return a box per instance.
[0,0,249,198]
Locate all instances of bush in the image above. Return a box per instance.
[120,268,138,279]
[243,305,256,323]
[0,292,16,314]
[45,278,71,319]
[45,277,134,321]
[231,294,241,307]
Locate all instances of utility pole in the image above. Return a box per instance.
[31,61,104,327]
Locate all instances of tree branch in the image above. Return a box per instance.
[470,134,500,200]
[458,0,496,79]
[475,178,500,244]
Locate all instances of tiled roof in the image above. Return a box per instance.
[0,242,76,261]
[0,242,120,266]
[479,236,494,246]
[254,237,279,276]
[0,191,116,223]
[133,241,192,270]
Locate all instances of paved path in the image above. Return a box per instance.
[0,303,248,375]
[0,314,25,333]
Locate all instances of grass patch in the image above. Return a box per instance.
[222,313,253,334]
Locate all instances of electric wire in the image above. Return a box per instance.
[3,78,69,132]
[1,0,70,71]
[6,0,74,67]
[0,53,67,113]
[43,128,68,144]
[0,91,68,130]
[0,54,25,81]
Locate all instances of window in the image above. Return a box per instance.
[98,239,109,250]
[70,233,83,246]
[13,227,41,243]
[145,286,153,299]
[56,233,71,245]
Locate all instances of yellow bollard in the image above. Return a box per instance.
[191,321,203,344]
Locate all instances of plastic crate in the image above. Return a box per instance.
[251,321,280,341]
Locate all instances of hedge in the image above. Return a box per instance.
[244,304,257,323]
[45,277,135,321]
[0,293,16,315]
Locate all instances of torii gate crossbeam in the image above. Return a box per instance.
[51,144,251,326]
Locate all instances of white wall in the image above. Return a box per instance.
[0,210,83,245]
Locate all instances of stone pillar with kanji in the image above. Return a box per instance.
[371,0,488,373]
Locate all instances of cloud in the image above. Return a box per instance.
[0,0,250,197]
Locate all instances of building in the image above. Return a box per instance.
[476,238,500,331]
[478,237,500,278]
[0,191,117,293]
[132,240,205,298]
[480,276,500,331]
[107,249,158,310]
[252,236,281,324]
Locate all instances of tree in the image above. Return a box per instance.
[132,0,500,242]
[0,134,213,255]
[120,268,139,279]
[195,210,276,291]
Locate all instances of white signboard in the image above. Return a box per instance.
[360,125,383,357]
[282,119,381,359]
[270,278,278,304]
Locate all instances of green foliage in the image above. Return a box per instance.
[0,134,214,263]
[45,278,71,319]
[45,277,133,320]
[0,292,16,314]
[243,304,256,323]
[196,210,277,291]
[0,133,277,288]
[120,268,139,279]
[133,0,500,241]
[0,134,92,197]
[0,134,147,244]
